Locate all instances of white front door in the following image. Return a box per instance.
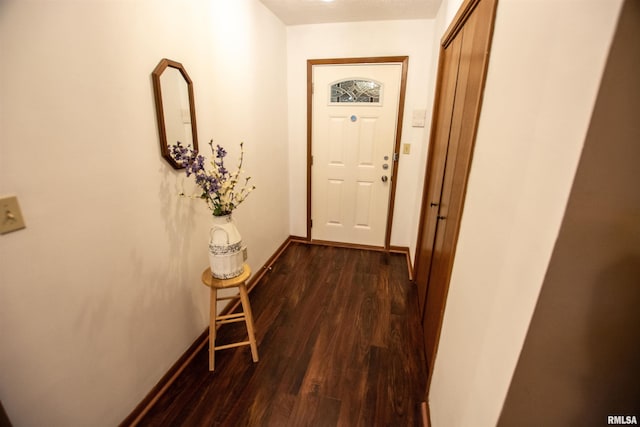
[311,63,402,247]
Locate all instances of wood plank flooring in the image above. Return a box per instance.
[138,243,427,426]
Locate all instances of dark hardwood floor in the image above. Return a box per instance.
[138,242,427,426]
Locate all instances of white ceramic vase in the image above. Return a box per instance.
[208,214,247,279]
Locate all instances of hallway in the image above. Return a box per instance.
[138,243,427,426]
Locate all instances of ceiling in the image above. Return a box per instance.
[259,0,443,25]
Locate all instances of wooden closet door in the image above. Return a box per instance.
[414,0,498,378]
[414,35,463,315]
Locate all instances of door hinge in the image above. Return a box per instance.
[393,152,399,162]
[310,155,313,165]
[310,219,313,228]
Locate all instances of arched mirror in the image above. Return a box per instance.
[152,58,199,169]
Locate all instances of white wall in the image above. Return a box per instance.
[286,19,438,256]
[428,0,624,426]
[0,1,288,425]
[445,0,465,26]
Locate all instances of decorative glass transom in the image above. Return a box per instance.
[330,79,381,103]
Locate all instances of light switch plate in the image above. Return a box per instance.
[0,196,26,234]
[412,109,426,127]
[403,143,411,155]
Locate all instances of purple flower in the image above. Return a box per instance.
[195,173,219,194]
[216,161,228,177]
[169,139,255,216]
[215,145,227,159]
[185,155,205,177]
[170,141,200,171]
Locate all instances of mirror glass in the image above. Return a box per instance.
[152,58,198,169]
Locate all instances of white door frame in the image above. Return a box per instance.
[306,56,409,249]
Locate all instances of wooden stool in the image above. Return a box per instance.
[201,264,258,371]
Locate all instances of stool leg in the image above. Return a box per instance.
[238,283,259,363]
[209,287,217,371]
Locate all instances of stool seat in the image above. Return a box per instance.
[201,265,251,289]
[202,264,258,371]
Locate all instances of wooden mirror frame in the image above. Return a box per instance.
[152,58,199,169]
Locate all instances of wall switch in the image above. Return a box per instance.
[403,143,411,155]
[0,196,26,234]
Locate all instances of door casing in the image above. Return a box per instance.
[306,56,409,249]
